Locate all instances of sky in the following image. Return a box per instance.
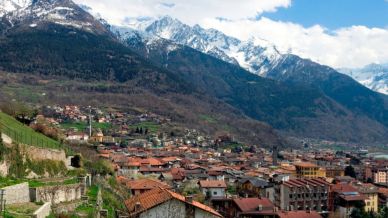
[74,0,388,68]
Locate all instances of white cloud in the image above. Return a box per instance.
[202,18,388,68]
[74,0,291,26]
[75,0,388,68]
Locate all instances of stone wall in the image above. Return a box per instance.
[33,202,52,218]
[53,201,83,214]
[24,145,66,163]
[1,182,30,205]
[1,132,66,162]
[139,199,185,218]
[31,184,83,205]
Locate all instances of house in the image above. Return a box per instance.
[139,166,168,175]
[199,180,227,199]
[294,162,324,179]
[124,188,222,218]
[230,197,274,218]
[275,178,330,212]
[121,161,141,175]
[333,176,356,184]
[237,178,272,198]
[325,167,345,179]
[378,188,388,208]
[353,183,378,213]
[126,179,171,196]
[329,183,366,218]
[372,167,388,184]
[66,132,89,142]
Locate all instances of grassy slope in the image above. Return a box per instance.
[0,112,61,149]
[60,121,112,131]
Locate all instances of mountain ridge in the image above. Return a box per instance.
[0,0,387,144]
[339,63,388,95]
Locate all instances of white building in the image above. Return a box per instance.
[199,180,227,198]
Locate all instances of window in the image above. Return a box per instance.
[213,191,218,195]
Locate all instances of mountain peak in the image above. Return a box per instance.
[0,0,109,35]
[119,16,285,76]
[0,0,31,16]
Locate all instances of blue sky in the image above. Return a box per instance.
[262,0,388,29]
[76,0,388,68]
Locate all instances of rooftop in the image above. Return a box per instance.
[199,180,227,188]
[233,197,274,212]
[124,188,222,217]
[294,162,318,168]
[126,179,171,190]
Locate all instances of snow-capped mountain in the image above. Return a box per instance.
[120,16,284,76]
[117,16,388,96]
[339,64,388,95]
[0,0,108,34]
[0,0,31,16]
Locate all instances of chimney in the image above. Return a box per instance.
[258,204,263,211]
[273,207,278,212]
[135,202,141,211]
[186,195,193,203]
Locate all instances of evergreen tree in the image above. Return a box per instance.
[345,165,357,178]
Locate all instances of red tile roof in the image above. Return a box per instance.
[139,166,167,172]
[199,180,227,188]
[331,183,358,193]
[126,179,171,191]
[124,188,222,217]
[378,187,388,196]
[233,198,274,212]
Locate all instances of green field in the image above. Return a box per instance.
[199,114,217,124]
[0,177,79,189]
[0,112,61,149]
[28,178,79,188]
[60,121,112,131]
[75,185,99,216]
[128,121,160,133]
[0,177,25,188]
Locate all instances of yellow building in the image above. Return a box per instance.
[294,162,321,178]
[90,132,104,143]
[351,183,379,212]
[357,184,379,213]
[318,168,326,177]
[325,167,345,178]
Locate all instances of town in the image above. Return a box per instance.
[0,104,387,218]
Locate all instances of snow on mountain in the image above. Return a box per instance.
[119,16,387,95]
[0,0,107,34]
[0,0,31,16]
[120,16,284,76]
[339,64,388,95]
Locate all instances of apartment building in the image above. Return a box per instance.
[274,178,330,212]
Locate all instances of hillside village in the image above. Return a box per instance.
[0,104,388,218]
